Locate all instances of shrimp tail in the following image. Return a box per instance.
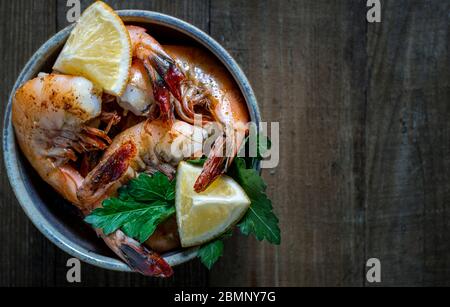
[150,55,185,102]
[194,156,229,193]
[194,122,249,192]
[119,241,174,278]
[127,25,185,120]
[101,230,173,278]
[151,68,175,126]
[194,136,233,192]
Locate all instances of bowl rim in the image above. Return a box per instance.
[3,10,261,273]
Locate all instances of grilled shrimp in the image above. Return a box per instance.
[118,26,249,192]
[12,74,110,205]
[165,46,250,192]
[116,40,250,192]
[125,25,186,124]
[168,46,249,191]
[12,74,183,277]
[77,119,206,276]
[77,119,205,207]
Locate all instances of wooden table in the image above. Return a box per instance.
[0,0,449,287]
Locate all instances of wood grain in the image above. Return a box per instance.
[365,0,450,286]
[0,0,58,287]
[57,0,210,31]
[0,0,449,287]
[208,0,367,287]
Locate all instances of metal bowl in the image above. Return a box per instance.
[3,10,260,273]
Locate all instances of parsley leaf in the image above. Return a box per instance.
[198,239,224,270]
[85,173,176,243]
[119,173,175,202]
[197,230,233,269]
[230,158,281,245]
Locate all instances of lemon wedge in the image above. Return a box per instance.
[175,162,251,247]
[53,1,131,96]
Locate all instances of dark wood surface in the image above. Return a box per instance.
[0,0,449,287]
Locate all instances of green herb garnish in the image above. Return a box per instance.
[231,158,281,244]
[85,133,280,270]
[198,239,225,270]
[197,230,233,269]
[85,173,176,243]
